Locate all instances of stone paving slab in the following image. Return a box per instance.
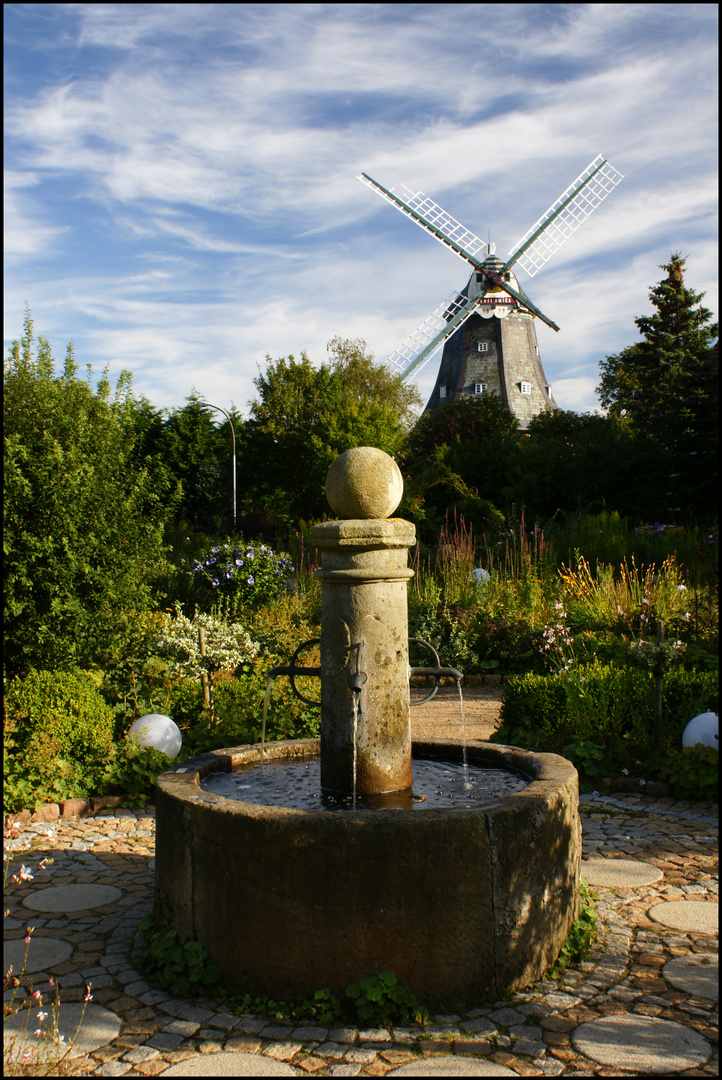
[571,1013,712,1073]
[4,1001,122,1065]
[648,899,719,932]
[389,1057,516,1075]
[22,883,123,912]
[581,857,663,888]
[161,1052,297,1074]
[662,953,719,1000]
[4,934,74,975]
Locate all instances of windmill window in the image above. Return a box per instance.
[520,381,532,395]
[477,342,489,353]
[474,383,486,394]
[439,386,447,399]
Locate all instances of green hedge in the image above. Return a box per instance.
[4,669,117,811]
[493,663,718,775]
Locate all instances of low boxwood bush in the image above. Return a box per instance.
[492,664,718,784]
[5,668,116,765]
[4,669,117,811]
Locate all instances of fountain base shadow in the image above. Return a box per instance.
[154,738,581,1011]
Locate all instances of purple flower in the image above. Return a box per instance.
[247,575,255,585]
[235,557,243,566]
[212,578,220,586]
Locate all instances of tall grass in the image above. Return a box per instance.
[559,554,691,635]
[410,509,717,657]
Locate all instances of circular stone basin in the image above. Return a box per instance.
[154,738,581,1011]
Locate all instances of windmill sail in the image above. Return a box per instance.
[507,155,624,278]
[386,291,476,379]
[358,173,488,268]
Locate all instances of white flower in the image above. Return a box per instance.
[155,602,259,678]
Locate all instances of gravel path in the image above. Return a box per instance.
[410,685,503,743]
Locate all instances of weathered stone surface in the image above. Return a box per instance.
[649,900,718,932]
[154,739,579,1010]
[23,883,122,912]
[311,516,415,795]
[325,447,403,520]
[571,1014,712,1073]
[3,934,74,974]
[662,954,718,1000]
[61,798,92,818]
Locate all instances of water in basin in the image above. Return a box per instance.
[200,755,530,811]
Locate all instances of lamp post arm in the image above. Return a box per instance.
[199,401,237,533]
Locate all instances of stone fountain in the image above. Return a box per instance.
[154,448,581,1010]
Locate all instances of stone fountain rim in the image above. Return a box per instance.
[157,738,577,821]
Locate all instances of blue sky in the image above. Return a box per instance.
[4,3,718,418]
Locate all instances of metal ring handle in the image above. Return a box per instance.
[289,638,322,707]
[409,637,442,706]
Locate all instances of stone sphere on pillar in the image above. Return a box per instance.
[325,447,403,520]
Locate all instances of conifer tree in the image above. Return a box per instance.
[597,253,717,517]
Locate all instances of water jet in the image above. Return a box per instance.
[154,447,581,1010]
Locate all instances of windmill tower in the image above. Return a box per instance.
[359,155,623,429]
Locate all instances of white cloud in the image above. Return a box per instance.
[3,3,717,422]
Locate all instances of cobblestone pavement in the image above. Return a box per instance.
[4,790,718,1077]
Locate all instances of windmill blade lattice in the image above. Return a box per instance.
[508,154,624,278]
[386,290,477,378]
[358,173,488,267]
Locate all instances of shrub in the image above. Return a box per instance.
[4,311,176,674]
[154,603,259,679]
[664,745,718,803]
[4,669,116,811]
[493,664,718,779]
[5,669,115,768]
[99,736,174,807]
[191,539,293,612]
[164,665,321,759]
[471,612,546,675]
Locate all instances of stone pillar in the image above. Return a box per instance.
[312,519,415,794]
[310,447,416,795]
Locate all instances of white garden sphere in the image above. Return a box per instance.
[471,567,491,583]
[128,714,182,760]
[682,712,718,751]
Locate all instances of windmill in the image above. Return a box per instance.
[359,154,623,428]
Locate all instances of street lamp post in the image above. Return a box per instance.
[200,401,237,533]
